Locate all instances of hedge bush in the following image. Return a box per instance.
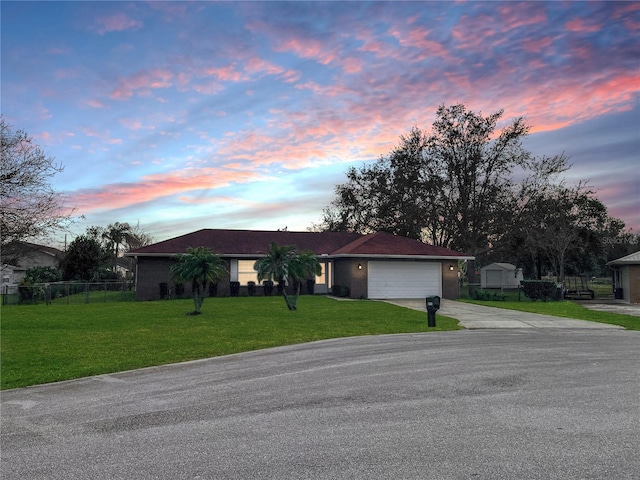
[520,280,558,302]
[472,289,506,301]
[331,285,350,297]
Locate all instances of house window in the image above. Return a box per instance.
[317,261,332,288]
[236,259,331,287]
[238,260,259,286]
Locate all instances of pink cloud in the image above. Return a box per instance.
[243,57,300,82]
[389,25,450,60]
[93,12,143,35]
[275,37,337,65]
[87,99,105,109]
[565,18,603,33]
[110,68,174,99]
[497,3,547,30]
[204,65,245,82]
[68,167,266,214]
[451,14,500,50]
[521,37,554,53]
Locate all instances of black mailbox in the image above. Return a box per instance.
[426,296,440,312]
[426,295,440,327]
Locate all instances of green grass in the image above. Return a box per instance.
[460,295,639,330]
[0,296,461,390]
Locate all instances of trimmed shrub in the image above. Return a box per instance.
[262,281,274,296]
[247,281,256,296]
[332,285,350,297]
[472,289,506,301]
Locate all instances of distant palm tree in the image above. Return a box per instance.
[102,222,131,274]
[171,246,227,315]
[254,242,320,311]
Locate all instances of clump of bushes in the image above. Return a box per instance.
[332,285,350,297]
[472,289,506,301]
[520,280,559,302]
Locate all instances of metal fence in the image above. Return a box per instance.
[2,281,135,305]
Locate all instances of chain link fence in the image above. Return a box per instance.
[2,281,135,305]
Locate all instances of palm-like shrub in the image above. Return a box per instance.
[171,247,227,315]
[288,250,322,310]
[254,242,321,311]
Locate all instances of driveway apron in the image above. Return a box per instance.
[384,299,625,329]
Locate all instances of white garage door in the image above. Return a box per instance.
[368,261,441,299]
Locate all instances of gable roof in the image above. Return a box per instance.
[330,232,470,258]
[3,241,64,258]
[128,229,472,259]
[481,262,517,270]
[607,250,640,266]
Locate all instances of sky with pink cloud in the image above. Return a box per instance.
[2,1,638,245]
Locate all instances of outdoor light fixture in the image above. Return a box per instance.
[449,265,454,271]
[358,263,362,270]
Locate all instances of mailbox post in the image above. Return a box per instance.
[426,295,440,327]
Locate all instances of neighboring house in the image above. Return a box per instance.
[1,242,64,286]
[480,263,523,289]
[127,229,473,301]
[1,264,26,291]
[607,251,640,303]
[116,257,134,279]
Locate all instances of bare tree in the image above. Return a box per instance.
[1,119,72,248]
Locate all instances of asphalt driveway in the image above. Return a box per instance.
[2,329,639,479]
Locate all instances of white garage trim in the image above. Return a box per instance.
[368,261,441,299]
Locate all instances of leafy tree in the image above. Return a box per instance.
[254,242,320,311]
[171,247,227,315]
[321,105,560,256]
[425,104,532,256]
[22,266,62,285]
[328,127,433,240]
[321,104,573,286]
[60,235,110,281]
[85,222,153,275]
[0,119,72,248]
[519,182,614,282]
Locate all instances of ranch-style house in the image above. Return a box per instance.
[127,229,474,301]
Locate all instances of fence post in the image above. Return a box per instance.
[85,282,89,304]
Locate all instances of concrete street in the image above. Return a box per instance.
[2,324,639,479]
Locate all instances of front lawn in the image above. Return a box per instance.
[0,296,460,389]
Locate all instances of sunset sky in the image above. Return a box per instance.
[2,1,638,245]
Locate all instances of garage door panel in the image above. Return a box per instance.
[368,261,441,299]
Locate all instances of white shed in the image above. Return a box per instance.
[481,263,523,289]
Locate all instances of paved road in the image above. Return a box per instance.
[386,299,628,329]
[2,330,639,479]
